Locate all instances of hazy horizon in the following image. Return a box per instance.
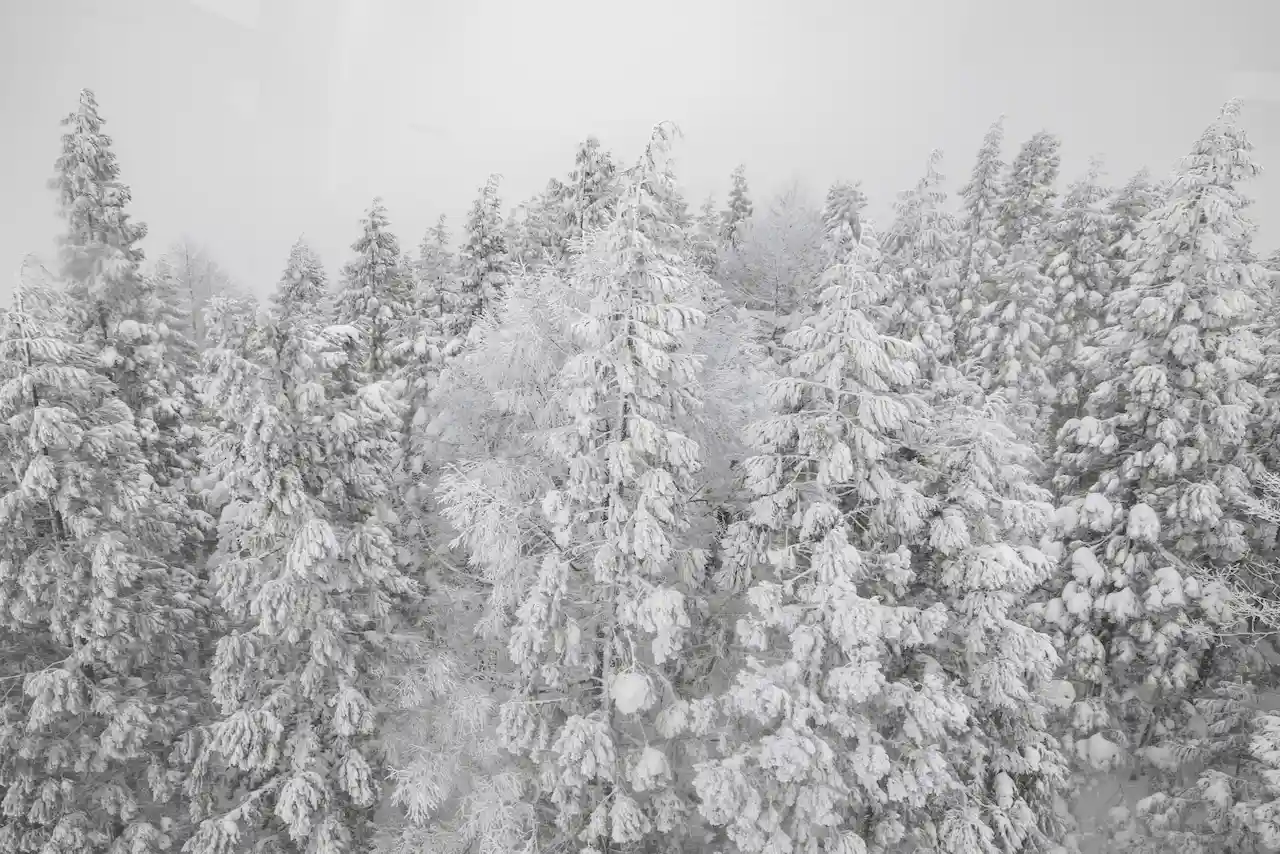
[3,0,1279,296]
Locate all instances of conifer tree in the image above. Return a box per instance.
[1043,162,1116,435]
[274,237,329,325]
[1038,100,1272,852]
[966,238,1056,413]
[1106,169,1166,281]
[50,89,203,497]
[695,224,965,854]
[334,198,413,378]
[880,149,960,364]
[916,371,1074,853]
[1000,130,1062,249]
[0,274,206,854]
[722,163,754,248]
[394,216,458,514]
[187,263,417,854]
[50,89,149,358]
[564,136,619,245]
[956,118,1008,351]
[451,175,509,346]
[496,122,710,854]
[820,179,868,265]
[690,193,721,274]
[718,184,827,359]
[417,215,455,304]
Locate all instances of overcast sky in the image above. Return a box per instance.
[2,0,1279,297]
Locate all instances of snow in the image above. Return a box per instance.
[14,83,1280,854]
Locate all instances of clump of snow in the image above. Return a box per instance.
[1126,502,1160,543]
[610,671,654,715]
[1043,679,1076,710]
[116,318,143,341]
[1081,493,1115,531]
[1076,732,1123,771]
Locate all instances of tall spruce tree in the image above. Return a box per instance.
[1043,161,1116,437]
[333,198,413,378]
[564,136,620,246]
[881,149,961,365]
[51,89,203,498]
[722,164,754,248]
[187,260,417,854]
[1039,100,1273,853]
[956,118,1008,354]
[1000,131,1063,249]
[496,122,710,854]
[0,275,207,854]
[451,175,509,347]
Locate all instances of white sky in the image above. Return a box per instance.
[2,0,1279,296]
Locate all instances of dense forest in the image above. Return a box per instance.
[3,87,1280,854]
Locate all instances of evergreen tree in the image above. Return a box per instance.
[690,193,721,274]
[916,371,1074,853]
[880,149,961,364]
[718,183,827,357]
[50,89,149,359]
[956,118,1008,351]
[274,237,329,325]
[820,179,868,266]
[1106,169,1166,282]
[496,122,710,854]
[334,198,413,378]
[564,136,619,245]
[1038,100,1272,853]
[1000,131,1062,249]
[394,217,457,515]
[966,238,1056,412]
[451,175,509,346]
[0,276,206,854]
[722,163,754,248]
[50,89,203,496]
[695,225,963,854]
[1043,161,1116,436]
[187,266,417,854]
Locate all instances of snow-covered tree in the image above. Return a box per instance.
[494,122,711,854]
[334,198,413,378]
[689,193,722,274]
[1043,162,1116,435]
[916,370,1075,853]
[722,163,754,248]
[956,118,1008,350]
[507,188,559,271]
[819,179,868,267]
[694,223,959,854]
[1106,169,1166,281]
[50,89,203,493]
[565,136,619,245]
[880,149,960,365]
[417,215,456,306]
[966,238,1055,413]
[275,236,326,316]
[50,89,149,357]
[394,215,457,498]
[1000,131,1062,249]
[382,266,585,854]
[0,273,207,854]
[719,182,826,350]
[1037,100,1272,853]
[451,175,509,345]
[187,267,417,854]
[1263,248,1280,281]
[163,239,235,347]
